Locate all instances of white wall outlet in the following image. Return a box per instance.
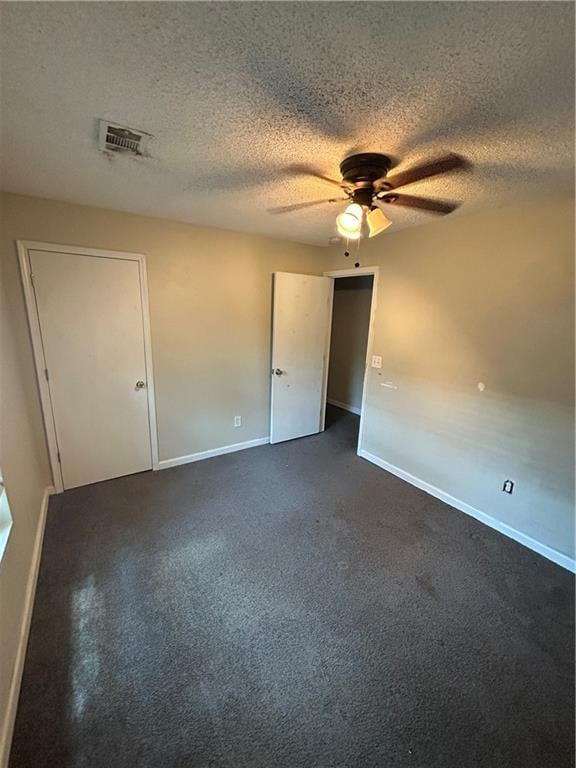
[371,355,382,369]
[233,415,242,428]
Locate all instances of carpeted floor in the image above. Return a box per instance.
[10,406,575,768]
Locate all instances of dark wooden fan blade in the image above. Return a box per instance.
[287,163,345,189]
[268,198,346,214]
[382,153,470,191]
[378,194,458,215]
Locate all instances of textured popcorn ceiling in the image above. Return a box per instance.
[0,2,573,245]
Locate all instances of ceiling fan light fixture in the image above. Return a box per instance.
[336,203,363,239]
[367,206,392,238]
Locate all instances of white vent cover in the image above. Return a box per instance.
[98,120,151,156]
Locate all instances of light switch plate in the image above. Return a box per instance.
[371,355,382,369]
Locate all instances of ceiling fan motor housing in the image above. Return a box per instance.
[340,153,392,184]
[340,153,393,207]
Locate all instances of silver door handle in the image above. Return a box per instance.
[274,369,284,376]
[135,380,146,389]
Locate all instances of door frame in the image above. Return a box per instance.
[323,266,379,456]
[17,240,159,493]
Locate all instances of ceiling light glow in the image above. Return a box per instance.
[336,203,363,239]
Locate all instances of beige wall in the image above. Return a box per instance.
[0,191,324,760]
[325,197,575,559]
[327,276,373,411]
[0,200,53,764]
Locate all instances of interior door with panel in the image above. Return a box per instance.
[30,249,153,489]
[270,272,333,444]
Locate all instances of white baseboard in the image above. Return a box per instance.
[0,485,55,768]
[359,450,575,573]
[327,398,361,416]
[158,436,270,470]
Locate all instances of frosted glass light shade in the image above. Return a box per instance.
[367,206,392,237]
[336,203,363,238]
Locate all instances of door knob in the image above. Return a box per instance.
[274,369,284,376]
[135,380,146,389]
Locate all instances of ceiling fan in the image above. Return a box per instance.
[269,152,471,239]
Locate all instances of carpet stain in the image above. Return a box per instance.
[415,573,439,600]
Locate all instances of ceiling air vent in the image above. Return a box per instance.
[98,120,151,156]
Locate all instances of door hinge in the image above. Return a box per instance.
[30,272,35,286]
[44,368,49,382]
[57,451,61,463]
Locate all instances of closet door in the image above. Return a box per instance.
[30,248,153,489]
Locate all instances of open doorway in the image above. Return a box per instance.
[324,269,377,452]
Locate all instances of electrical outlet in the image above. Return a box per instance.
[502,479,514,494]
[233,416,242,428]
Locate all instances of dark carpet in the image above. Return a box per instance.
[10,407,575,768]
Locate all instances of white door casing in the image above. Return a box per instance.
[270,272,334,444]
[19,242,158,491]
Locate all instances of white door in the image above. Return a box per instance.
[270,272,333,444]
[30,249,153,489]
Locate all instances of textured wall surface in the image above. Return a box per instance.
[325,196,575,558]
[0,2,574,245]
[328,277,373,411]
